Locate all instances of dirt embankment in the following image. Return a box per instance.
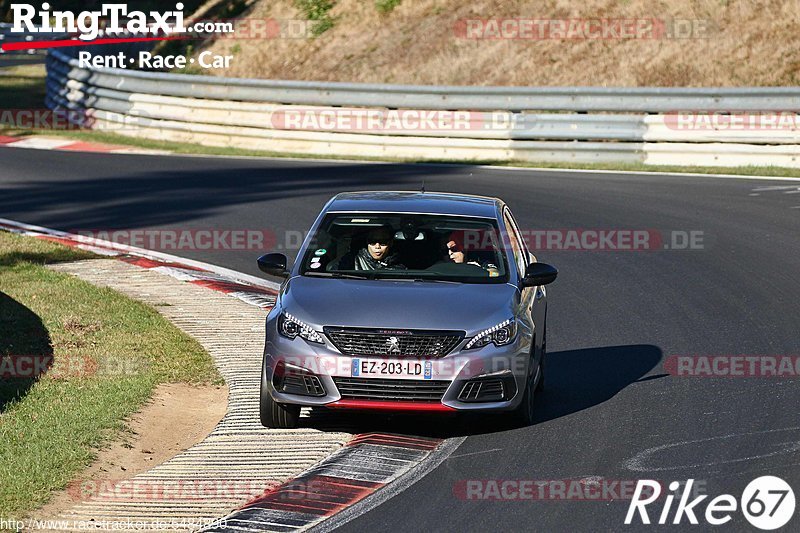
[33,383,227,520]
[196,0,800,86]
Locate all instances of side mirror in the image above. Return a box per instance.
[257,253,290,278]
[521,262,558,287]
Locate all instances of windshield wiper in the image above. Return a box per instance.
[303,271,374,280]
[371,275,460,284]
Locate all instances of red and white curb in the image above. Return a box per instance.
[204,434,455,533]
[0,218,278,309]
[0,135,171,155]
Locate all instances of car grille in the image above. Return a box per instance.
[333,377,450,402]
[324,327,464,358]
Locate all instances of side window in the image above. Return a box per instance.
[506,210,531,261]
[503,210,527,277]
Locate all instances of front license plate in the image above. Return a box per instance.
[351,358,433,380]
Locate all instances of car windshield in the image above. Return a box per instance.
[299,213,510,284]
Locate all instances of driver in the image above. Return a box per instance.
[334,226,406,271]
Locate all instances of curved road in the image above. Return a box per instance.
[2,147,799,531]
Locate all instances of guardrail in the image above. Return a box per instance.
[0,25,38,55]
[1,24,68,56]
[44,48,800,167]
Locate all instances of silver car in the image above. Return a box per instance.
[257,191,557,428]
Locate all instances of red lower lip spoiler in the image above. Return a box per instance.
[327,399,456,412]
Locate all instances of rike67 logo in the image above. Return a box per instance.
[626,477,796,530]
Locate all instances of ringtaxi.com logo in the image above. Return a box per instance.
[626,477,796,530]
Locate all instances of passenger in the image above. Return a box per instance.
[443,232,500,276]
[443,233,467,264]
[334,226,406,270]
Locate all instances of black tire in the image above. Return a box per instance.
[536,325,546,393]
[260,369,301,429]
[510,367,536,427]
[510,337,538,427]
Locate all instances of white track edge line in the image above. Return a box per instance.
[0,217,281,291]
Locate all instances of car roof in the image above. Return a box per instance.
[325,191,503,218]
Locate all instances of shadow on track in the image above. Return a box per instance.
[533,344,665,424]
[302,344,664,438]
[0,160,466,233]
[0,292,53,411]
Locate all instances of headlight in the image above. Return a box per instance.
[464,319,517,350]
[278,312,324,344]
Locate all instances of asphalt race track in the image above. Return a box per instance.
[2,147,799,531]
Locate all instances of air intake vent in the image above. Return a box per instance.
[333,377,450,402]
[273,364,326,397]
[458,378,513,402]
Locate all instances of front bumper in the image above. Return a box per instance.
[263,326,534,412]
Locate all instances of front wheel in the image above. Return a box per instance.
[510,337,540,427]
[260,374,300,429]
[536,326,546,393]
[511,329,547,426]
[510,366,536,427]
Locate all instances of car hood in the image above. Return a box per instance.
[280,276,518,332]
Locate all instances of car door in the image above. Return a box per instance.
[504,208,546,364]
[502,208,535,351]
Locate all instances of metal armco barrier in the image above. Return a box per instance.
[1,25,68,55]
[45,48,800,167]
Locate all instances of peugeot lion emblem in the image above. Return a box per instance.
[387,336,401,355]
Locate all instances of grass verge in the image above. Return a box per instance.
[0,231,221,520]
[0,64,47,109]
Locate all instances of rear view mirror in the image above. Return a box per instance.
[521,262,558,287]
[257,253,289,278]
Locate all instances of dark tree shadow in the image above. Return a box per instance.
[303,344,664,438]
[0,251,86,267]
[0,292,53,411]
[0,161,466,232]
